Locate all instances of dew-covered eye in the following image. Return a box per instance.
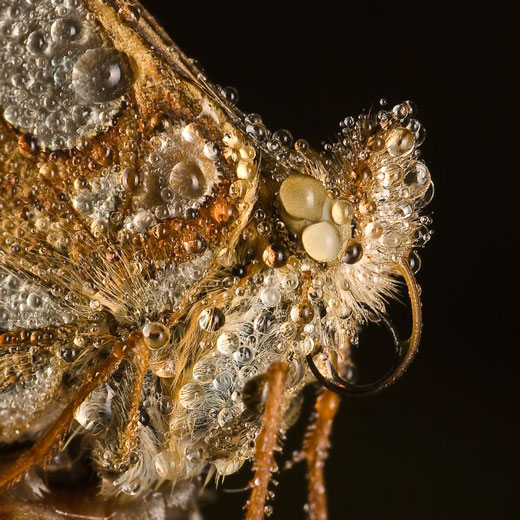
[279,174,327,221]
[72,48,134,103]
[302,222,342,263]
[142,322,170,349]
[279,174,352,263]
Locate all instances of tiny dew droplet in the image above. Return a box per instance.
[216,332,240,355]
[199,307,225,332]
[341,239,363,265]
[178,383,205,409]
[142,322,170,349]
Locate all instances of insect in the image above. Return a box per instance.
[0,0,433,518]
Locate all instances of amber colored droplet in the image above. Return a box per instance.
[17,134,38,157]
[262,243,288,268]
[170,160,206,199]
[142,322,170,349]
[210,199,233,223]
[154,223,168,239]
[121,168,140,191]
[183,235,207,255]
[290,302,314,325]
[355,164,372,182]
[118,4,142,23]
[359,199,376,215]
[39,163,57,179]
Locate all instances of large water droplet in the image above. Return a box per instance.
[72,47,134,103]
[217,332,240,355]
[154,450,176,479]
[403,161,431,198]
[170,160,206,199]
[26,30,47,54]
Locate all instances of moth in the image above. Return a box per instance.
[0,0,433,519]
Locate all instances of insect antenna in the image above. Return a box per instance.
[306,260,422,397]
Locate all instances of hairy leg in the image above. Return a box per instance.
[303,389,340,520]
[0,337,141,489]
[112,339,150,465]
[245,362,288,520]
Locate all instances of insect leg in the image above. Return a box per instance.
[0,336,141,489]
[303,389,340,520]
[245,361,288,520]
[97,338,150,470]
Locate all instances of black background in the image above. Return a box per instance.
[140,2,517,519]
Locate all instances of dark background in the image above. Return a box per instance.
[141,2,517,519]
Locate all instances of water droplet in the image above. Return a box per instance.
[26,292,42,309]
[403,161,431,198]
[341,239,363,265]
[386,127,414,156]
[221,86,239,105]
[178,383,205,409]
[142,322,170,349]
[199,307,225,332]
[26,30,47,54]
[233,346,254,365]
[154,450,176,479]
[254,311,274,334]
[212,373,232,392]
[193,358,216,383]
[217,407,236,426]
[170,160,206,199]
[217,332,240,356]
[72,47,134,103]
[281,273,299,291]
[273,128,293,147]
[51,18,80,43]
[408,250,422,273]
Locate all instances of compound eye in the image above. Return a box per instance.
[142,322,170,349]
[279,174,327,221]
[279,174,353,264]
[301,222,342,263]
